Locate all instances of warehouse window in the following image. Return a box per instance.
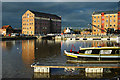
[27,14,29,18]
[106,24,108,27]
[31,31,33,34]
[27,31,29,34]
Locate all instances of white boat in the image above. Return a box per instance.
[64,47,120,59]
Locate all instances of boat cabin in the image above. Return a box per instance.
[79,47,120,55]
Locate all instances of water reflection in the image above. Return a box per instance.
[2,40,120,78]
[22,40,35,67]
[34,39,61,65]
[61,41,118,52]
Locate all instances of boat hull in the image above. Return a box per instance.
[64,50,120,60]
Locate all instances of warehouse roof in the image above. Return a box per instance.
[93,10,119,15]
[29,10,61,19]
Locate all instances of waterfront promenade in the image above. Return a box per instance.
[0,36,37,40]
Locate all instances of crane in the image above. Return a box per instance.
[89,23,119,34]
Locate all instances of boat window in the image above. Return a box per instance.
[100,50,112,54]
[85,50,92,54]
[79,50,85,53]
[111,50,120,54]
[91,50,100,54]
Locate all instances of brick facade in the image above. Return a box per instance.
[22,10,61,35]
[92,11,119,35]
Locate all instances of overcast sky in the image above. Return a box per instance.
[2,2,119,29]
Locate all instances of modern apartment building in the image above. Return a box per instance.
[22,10,61,35]
[92,11,120,35]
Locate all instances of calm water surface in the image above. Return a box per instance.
[1,40,120,79]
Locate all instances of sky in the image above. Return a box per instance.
[2,2,119,29]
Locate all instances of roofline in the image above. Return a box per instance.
[92,10,119,15]
[29,10,61,19]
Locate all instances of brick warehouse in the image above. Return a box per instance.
[22,10,61,35]
[92,10,120,35]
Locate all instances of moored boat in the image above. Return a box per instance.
[64,47,120,60]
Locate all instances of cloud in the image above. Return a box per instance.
[2,2,119,28]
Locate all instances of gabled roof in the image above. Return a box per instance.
[29,10,61,19]
[2,25,12,29]
[93,10,119,15]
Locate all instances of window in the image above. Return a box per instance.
[94,20,96,22]
[27,31,29,34]
[110,25,112,26]
[98,25,99,27]
[27,20,29,22]
[27,14,29,18]
[30,27,31,29]
[27,23,29,25]
[31,31,33,34]
[94,16,96,18]
[98,20,99,22]
[106,24,108,27]
[110,20,112,22]
[98,16,99,18]
[106,20,108,22]
[106,16,108,18]
[110,16,112,17]
[114,24,115,27]
[102,21,104,23]
[114,20,115,22]
[114,15,116,17]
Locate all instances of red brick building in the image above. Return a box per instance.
[22,10,61,35]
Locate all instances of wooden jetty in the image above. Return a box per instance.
[31,63,120,73]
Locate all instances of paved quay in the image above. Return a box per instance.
[0,36,37,41]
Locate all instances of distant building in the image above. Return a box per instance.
[22,10,61,35]
[13,28,22,34]
[64,27,74,34]
[81,30,92,35]
[0,25,13,36]
[92,10,120,35]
